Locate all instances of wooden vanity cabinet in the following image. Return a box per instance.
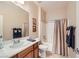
[33,42,39,58]
[11,42,39,58]
[24,51,33,58]
[18,45,33,58]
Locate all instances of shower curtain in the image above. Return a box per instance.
[47,21,55,52]
[53,19,68,56]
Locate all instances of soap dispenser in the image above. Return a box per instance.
[0,34,3,49]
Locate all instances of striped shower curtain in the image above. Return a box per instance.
[53,19,68,56]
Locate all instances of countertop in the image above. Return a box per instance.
[0,36,40,58]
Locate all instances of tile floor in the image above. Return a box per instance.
[46,51,68,58]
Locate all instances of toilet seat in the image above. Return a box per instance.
[39,45,48,50]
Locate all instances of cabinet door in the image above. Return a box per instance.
[24,51,33,58]
[18,46,33,58]
[34,48,39,58]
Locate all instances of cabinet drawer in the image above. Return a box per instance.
[18,46,33,58]
[33,43,38,49]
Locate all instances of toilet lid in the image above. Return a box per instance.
[39,45,48,49]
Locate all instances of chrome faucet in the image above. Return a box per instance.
[13,39,20,44]
[0,35,2,38]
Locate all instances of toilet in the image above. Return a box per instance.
[39,42,48,58]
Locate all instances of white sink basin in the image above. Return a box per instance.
[4,40,31,49]
[10,41,24,48]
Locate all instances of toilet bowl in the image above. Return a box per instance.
[39,43,48,58]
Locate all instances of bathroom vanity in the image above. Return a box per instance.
[0,37,40,58]
[11,42,39,58]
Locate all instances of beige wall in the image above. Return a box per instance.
[47,6,67,21]
[66,2,76,26]
[0,2,29,40]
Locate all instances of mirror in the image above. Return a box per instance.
[0,15,3,38]
[0,2,29,40]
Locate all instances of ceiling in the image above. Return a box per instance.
[36,1,69,11]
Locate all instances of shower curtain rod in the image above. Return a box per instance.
[48,18,67,21]
[47,20,61,22]
[49,19,63,21]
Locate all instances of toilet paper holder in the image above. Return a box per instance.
[75,48,79,54]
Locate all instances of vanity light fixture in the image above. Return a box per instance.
[11,0,24,5]
[16,1,24,4]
